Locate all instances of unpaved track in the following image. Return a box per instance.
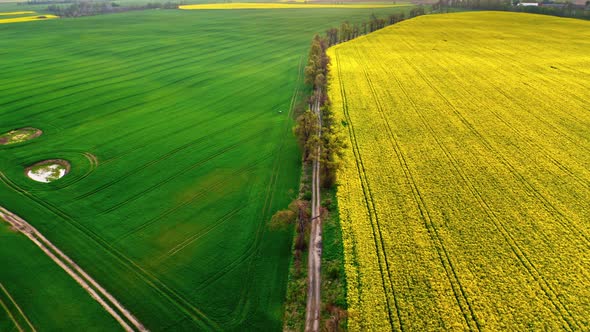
[305,91,323,332]
[0,206,148,332]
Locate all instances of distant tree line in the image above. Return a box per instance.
[47,0,181,17]
[21,0,73,5]
[434,0,590,19]
[325,7,427,46]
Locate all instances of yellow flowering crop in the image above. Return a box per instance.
[180,3,407,10]
[0,15,58,24]
[328,11,590,331]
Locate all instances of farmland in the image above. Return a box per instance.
[0,5,412,331]
[180,3,408,10]
[328,11,590,331]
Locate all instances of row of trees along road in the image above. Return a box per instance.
[325,7,426,46]
[280,10,430,330]
[288,8,431,254]
[296,34,347,189]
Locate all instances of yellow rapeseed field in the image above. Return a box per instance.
[180,3,406,10]
[0,15,58,24]
[0,11,36,15]
[328,11,590,331]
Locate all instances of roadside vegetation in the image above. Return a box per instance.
[282,7,427,330]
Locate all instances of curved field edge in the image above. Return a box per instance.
[328,11,590,331]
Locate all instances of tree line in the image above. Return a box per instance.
[47,0,181,17]
[325,8,426,46]
[295,9,429,185]
[276,11,430,328]
[434,0,590,20]
[295,34,346,189]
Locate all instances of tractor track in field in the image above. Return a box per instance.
[160,204,248,261]
[0,207,147,332]
[188,55,306,329]
[205,55,307,328]
[413,37,590,191]
[2,35,279,120]
[93,106,258,165]
[334,49,399,331]
[115,153,271,242]
[407,44,590,250]
[76,112,263,200]
[403,36,590,250]
[386,58,577,330]
[0,37,243,109]
[170,56,306,324]
[100,132,266,215]
[0,172,221,331]
[388,41,581,330]
[355,46,481,331]
[0,282,36,332]
[222,55,306,329]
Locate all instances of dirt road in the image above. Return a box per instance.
[305,92,323,332]
[0,206,147,332]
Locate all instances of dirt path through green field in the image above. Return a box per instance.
[0,206,146,332]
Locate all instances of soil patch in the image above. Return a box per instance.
[0,127,42,145]
[25,159,71,183]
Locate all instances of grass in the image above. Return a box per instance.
[320,189,347,330]
[0,5,413,331]
[328,11,590,330]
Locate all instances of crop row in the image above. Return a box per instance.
[327,12,590,331]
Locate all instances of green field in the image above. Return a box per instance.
[0,6,411,331]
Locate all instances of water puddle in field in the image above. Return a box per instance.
[0,127,42,145]
[25,159,70,183]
